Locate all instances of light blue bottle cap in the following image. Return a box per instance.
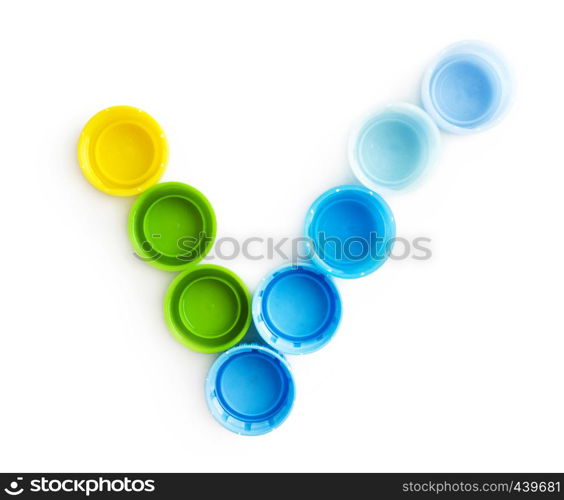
[205,344,295,436]
[349,103,440,190]
[253,264,342,354]
[421,40,513,134]
[304,185,395,279]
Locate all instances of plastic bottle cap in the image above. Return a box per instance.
[78,106,168,196]
[128,182,216,271]
[421,41,512,134]
[253,264,341,354]
[206,344,295,435]
[164,265,251,353]
[304,185,396,279]
[349,103,440,191]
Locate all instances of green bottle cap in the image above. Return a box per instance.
[164,265,252,353]
[128,182,216,271]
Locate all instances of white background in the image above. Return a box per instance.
[1,0,563,473]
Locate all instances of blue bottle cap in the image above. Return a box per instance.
[421,40,513,134]
[349,103,440,190]
[205,344,295,436]
[304,185,395,279]
[253,264,342,354]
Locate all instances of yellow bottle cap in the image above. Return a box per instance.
[78,106,168,196]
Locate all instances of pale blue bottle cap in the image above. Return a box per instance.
[421,40,513,134]
[349,103,441,190]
